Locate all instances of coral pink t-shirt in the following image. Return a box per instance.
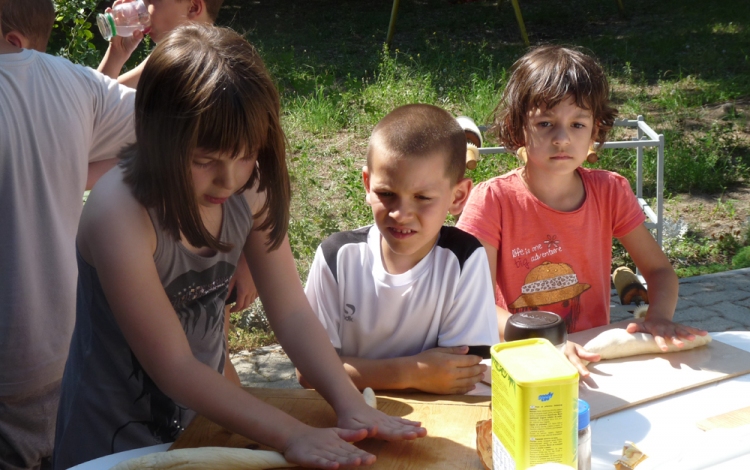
[457,167,646,333]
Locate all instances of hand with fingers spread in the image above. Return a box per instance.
[335,401,427,442]
[409,346,488,394]
[282,425,375,469]
[626,317,708,352]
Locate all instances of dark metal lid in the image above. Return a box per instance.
[504,311,567,346]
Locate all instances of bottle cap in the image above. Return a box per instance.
[96,13,117,41]
[504,311,567,347]
[578,399,590,430]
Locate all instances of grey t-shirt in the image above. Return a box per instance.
[53,193,253,469]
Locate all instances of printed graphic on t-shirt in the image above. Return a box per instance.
[508,236,591,332]
[343,303,356,322]
[110,262,233,452]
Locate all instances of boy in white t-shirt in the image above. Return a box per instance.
[299,104,499,395]
[1,1,136,468]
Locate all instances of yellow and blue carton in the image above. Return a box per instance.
[491,338,579,470]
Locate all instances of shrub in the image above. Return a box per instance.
[732,246,750,269]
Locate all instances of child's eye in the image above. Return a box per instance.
[192,161,212,169]
[573,123,586,129]
[376,191,394,198]
[416,195,432,201]
[538,121,552,128]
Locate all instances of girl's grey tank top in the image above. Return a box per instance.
[54,194,253,469]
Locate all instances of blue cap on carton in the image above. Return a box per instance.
[578,399,590,429]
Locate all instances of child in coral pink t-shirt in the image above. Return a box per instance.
[457,45,707,376]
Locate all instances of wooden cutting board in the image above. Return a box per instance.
[170,388,491,469]
[696,406,750,431]
[570,320,750,419]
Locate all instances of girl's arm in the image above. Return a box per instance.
[242,191,425,441]
[477,240,514,340]
[618,224,708,349]
[81,172,374,468]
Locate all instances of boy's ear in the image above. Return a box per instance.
[448,177,473,217]
[4,31,29,50]
[188,0,206,21]
[362,166,373,206]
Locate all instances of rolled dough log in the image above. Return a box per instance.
[109,447,296,470]
[111,387,379,469]
[363,387,377,409]
[582,329,712,365]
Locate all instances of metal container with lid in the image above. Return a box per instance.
[504,311,567,352]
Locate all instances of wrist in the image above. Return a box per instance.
[643,305,674,322]
[394,355,417,390]
[276,421,313,453]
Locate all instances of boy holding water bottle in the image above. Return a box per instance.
[97,0,224,88]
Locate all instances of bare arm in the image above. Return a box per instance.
[223,307,242,387]
[97,33,143,82]
[242,191,426,441]
[297,347,485,395]
[116,59,146,89]
[86,158,119,190]
[477,240,512,340]
[619,224,707,349]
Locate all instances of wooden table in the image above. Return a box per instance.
[170,388,490,469]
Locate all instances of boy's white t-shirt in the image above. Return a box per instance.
[0,49,135,397]
[304,225,499,359]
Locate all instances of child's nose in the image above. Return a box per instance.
[389,200,413,221]
[552,126,571,145]
[215,164,236,189]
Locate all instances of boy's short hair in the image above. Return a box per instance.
[121,23,289,251]
[0,0,55,51]
[492,45,618,150]
[204,0,225,22]
[366,104,466,184]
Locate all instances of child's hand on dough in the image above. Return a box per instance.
[564,341,601,378]
[626,318,708,351]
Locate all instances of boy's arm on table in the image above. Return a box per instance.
[618,224,708,349]
[243,191,425,442]
[298,348,486,395]
[82,173,375,468]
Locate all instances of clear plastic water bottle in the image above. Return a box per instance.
[96,0,151,41]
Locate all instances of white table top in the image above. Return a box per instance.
[591,331,750,469]
[72,332,750,470]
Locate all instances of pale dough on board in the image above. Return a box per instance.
[109,447,295,470]
[581,329,712,366]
